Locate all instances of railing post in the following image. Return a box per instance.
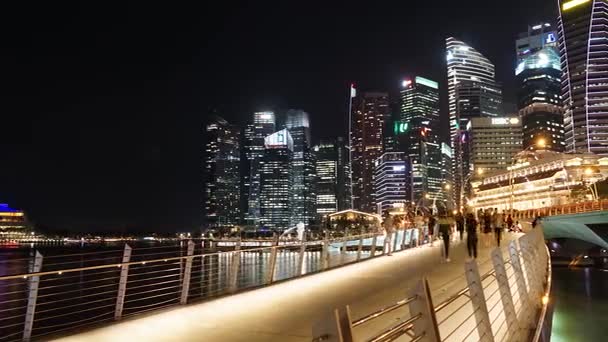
[312,306,354,342]
[370,234,377,257]
[23,251,43,341]
[180,240,195,304]
[356,233,363,261]
[297,235,307,276]
[228,240,242,292]
[341,229,349,262]
[464,260,495,342]
[114,244,132,320]
[491,248,519,340]
[408,278,440,342]
[322,231,330,269]
[509,240,534,330]
[393,231,399,252]
[266,246,278,284]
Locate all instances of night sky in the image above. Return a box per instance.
[0,1,557,232]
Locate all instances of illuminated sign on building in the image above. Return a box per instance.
[415,76,439,89]
[491,117,520,125]
[545,33,556,44]
[393,121,409,135]
[562,0,590,11]
[402,80,412,88]
[264,129,293,150]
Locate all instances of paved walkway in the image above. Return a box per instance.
[54,233,519,342]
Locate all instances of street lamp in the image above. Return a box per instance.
[536,137,546,149]
[444,184,451,190]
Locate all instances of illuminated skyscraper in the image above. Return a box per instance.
[259,129,294,230]
[204,115,241,229]
[558,0,608,154]
[285,109,315,227]
[516,23,565,151]
[446,37,503,207]
[313,137,352,218]
[374,152,410,214]
[467,117,523,175]
[241,111,275,225]
[398,76,442,209]
[351,92,390,213]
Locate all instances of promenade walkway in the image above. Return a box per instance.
[54,233,520,342]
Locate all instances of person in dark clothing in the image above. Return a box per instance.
[506,214,514,231]
[465,212,478,258]
[437,210,454,262]
[532,216,541,229]
[455,212,465,241]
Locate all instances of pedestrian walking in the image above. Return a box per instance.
[493,208,504,247]
[383,213,394,256]
[483,209,492,246]
[455,211,465,241]
[427,211,437,246]
[438,209,454,262]
[506,214,514,231]
[465,212,478,259]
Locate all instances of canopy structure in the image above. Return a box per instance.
[541,211,608,249]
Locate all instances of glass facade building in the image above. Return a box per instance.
[204,115,241,229]
[446,37,503,207]
[285,109,316,227]
[259,129,294,230]
[313,137,352,219]
[374,152,410,215]
[351,92,390,213]
[398,76,442,208]
[516,23,565,151]
[241,111,276,226]
[467,116,523,175]
[558,0,608,154]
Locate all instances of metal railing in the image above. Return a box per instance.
[512,199,608,219]
[312,228,551,342]
[0,228,425,341]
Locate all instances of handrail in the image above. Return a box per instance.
[330,231,548,342]
[532,245,552,342]
[352,295,417,327]
[0,232,384,281]
[368,313,422,342]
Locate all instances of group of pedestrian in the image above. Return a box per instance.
[380,206,525,263]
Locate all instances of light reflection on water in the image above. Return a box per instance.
[551,267,608,342]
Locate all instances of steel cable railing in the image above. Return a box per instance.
[1,230,396,341]
[312,229,551,342]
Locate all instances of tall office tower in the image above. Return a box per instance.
[259,129,294,230]
[467,117,523,174]
[313,137,352,218]
[558,0,608,154]
[241,111,276,226]
[204,115,241,229]
[446,37,503,207]
[285,109,315,227]
[374,152,410,214]
[351,92,390,213]
[516,23,565,151]
[398,76,442,208]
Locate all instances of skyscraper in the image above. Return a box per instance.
[313,137,352,218]
[374,152,410,214]
[398,76,442,208]
[557,0,608,154]
[241,111,276,226]
[446,37,503,207]
[516,23,565,151]
[351,92,390,213]
[467,116,523,175]
[285,109,315,227]
[259,129,294,230]
[204,115,240,229]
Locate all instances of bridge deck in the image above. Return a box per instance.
[53,234,520,342]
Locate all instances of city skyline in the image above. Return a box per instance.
[1,1,561,231]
